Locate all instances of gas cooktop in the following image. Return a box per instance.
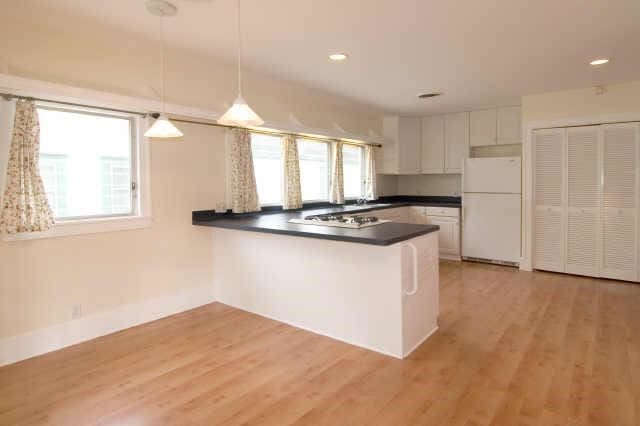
[289,214,391,229]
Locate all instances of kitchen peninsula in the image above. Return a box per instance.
[193,199,450,358]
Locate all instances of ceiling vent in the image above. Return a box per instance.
[418,92,443,99]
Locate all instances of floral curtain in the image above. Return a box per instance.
[0,100,54,234]
[364,145,377,200]
[229,128,261,213]
[282,135,303,209]
[329,141,344,204]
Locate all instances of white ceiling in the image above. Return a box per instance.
[16,0,640,114]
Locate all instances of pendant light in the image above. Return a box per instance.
[145,0,183,138]
[218,0,264,127]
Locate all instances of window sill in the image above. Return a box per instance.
[2,216,152,242]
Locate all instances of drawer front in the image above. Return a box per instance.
[425,206,459,217]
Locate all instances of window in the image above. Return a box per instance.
[39,154,69,217]
[250,133,283,205]
[101,157,132,214]
[37,106,136,220]
[342,144,364,199]
[297,139,329,201]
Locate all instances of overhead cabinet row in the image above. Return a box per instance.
[469,106,522,146]
[378,106,521,174]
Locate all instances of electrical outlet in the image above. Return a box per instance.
[72,305,82,319]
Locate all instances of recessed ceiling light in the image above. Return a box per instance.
[418,92,443,99]
[329,53,348,62]
[590,58,610,66]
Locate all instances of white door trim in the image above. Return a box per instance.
[521,112,640,271]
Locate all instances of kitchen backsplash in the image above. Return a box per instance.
[397,174,461,197]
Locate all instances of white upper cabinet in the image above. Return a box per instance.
[469,109,497,147]
[421,113,469,174]
[381,116,421,174]
[469,106,521,146]
[398,117,421,173]
[444,112,469,173]
[497,106,522,145]
[421,116,445,173]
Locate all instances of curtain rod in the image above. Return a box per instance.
[0,92,148,117]
[163,115,382,147]
[0,91,382,147]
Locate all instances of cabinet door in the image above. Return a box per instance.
[421,116,444,173]
[469,109,497,147]
[444,112,469,173]
[398,117,421,174]
[601,123,638,281]
[427,217,460,256]
[376,207,409,222]
[408,206,428,224]
[533,128,565,272]
[497,106,522,145]
[566,126,600,277]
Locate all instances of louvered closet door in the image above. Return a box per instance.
[601,123,639,281]
[533,129,565,272]
[565,126,601,277]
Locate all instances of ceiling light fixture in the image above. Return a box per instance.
[218,0,264,127]
[329,53,348,62]
[418,92,443,99]
[144,0,183,139]
[589,58,610,66]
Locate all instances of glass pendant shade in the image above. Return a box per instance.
[218,95,264,127]
[144,114,184,138]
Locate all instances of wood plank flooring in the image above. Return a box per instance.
[1,260,639,425]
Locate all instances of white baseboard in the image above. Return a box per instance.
[0,285,215,367]
[403,325,439,358]
[216,299,403,359]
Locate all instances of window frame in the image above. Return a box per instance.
[249,131,285,207]
[342,143,366,200]
[2,102,152,242]
[247,132,368,207]
[296,137,331,203]
[36,104,139,221]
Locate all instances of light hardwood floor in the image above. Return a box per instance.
[1,261,639,425]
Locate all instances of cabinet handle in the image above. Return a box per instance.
[404,242,419,296]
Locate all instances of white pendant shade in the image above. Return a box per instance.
[144,114,184,138]
[218,0,264,128]
[218,95,264,127]
[146,2,182,140]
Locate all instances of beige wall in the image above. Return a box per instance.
[0,3,383,138]
[520,80,640,271]
[0,123,225,338]
[0,7,383,340]
[376,174,399,197]
[522,81,640,123]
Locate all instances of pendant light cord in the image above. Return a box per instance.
[160,14,166,114]
[237,0,242,97]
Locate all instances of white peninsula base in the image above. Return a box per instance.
[211,229,439,358]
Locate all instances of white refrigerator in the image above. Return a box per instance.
[462,157,521,265]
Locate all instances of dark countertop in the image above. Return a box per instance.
[192,196,459,246]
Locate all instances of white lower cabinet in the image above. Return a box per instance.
[397,206,460,260]
[375,207,410,222]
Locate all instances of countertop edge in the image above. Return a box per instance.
[195,220,439,246]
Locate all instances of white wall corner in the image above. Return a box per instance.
[0,285,215,367]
